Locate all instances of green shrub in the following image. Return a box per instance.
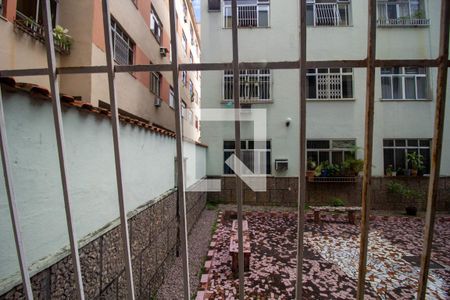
[330,197,346,207]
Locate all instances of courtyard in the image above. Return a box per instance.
[196,208,450,299]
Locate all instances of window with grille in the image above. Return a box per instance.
[307,68,353,100]
[169,86,175,108]
[376,0,429,26]
[381,67,427,100]
[111,18,135,65]
[383,139,431,174]
[224,140,271,175]
[150,72,161,96]
[182,70,187,86]
[150,6,162,44]
[306,0,351,27]
[223,0,270,28]
[224,69,271,102]
[307,139,356,165]
[182,32,187,54]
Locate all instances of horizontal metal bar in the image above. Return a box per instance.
[1,59,447,78]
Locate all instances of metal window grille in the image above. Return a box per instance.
[223,1,270,28]
[306,0,351,27]
[0,1,448,300]
[111,18,135,65]
[307,68,353,99]
[381,67,427,100]
[224,69,271,102]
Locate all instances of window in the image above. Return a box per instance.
[224,69,271,102]
[190,24,195,45]
[0,0,4,17]
[307,139,356,165]
[16,0,58,28]
[381,67,427,100]
[189,80,194,101]
[223,0,270,28]
[181,101,187,118]
[150,72,161,96]
[223,140,271,175]
[169,86,175,108]
[306,0,351,27]
[150,6,162,44]
[383,139,431,174]
[111,18,135,65]
[307,68,353,100]
[182,31,187,54]
[377,0,429,26]
[182,70,187,86]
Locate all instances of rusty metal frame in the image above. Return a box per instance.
[0,0,448,299]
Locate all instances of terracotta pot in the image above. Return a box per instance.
[306,170,315,181]
[411,169,418,176]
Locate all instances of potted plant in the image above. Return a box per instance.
[306,159,316,181]
[386,164,393,176]
[53,25,72,53]
[407,152,424,176]
[387,182,423,216]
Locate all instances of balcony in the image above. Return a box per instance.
[377,2,430,27]
[14,11,71,55]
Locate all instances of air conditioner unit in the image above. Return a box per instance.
[160,47,168,57]
[154,97,162,107]
[275,159,288,171]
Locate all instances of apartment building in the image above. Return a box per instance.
[201,0,450,177]
[0,0,201,141]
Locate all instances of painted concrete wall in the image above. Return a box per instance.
[200,0,450,177]
[0,89,206,291]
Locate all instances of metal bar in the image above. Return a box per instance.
[100,1,135,299]
[0,88,34,300]
[3,58,446,78]
[40,1,85,299]
[231,0,245,299]
[168,0,191,298]
[356,0,377,298]
[295,0,307,298]
[417,1,450,298]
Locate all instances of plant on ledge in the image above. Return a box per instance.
[407,151,424,176]
[53,25,72,53]
[313,158,363,178]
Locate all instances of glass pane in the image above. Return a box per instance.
[258,9,269,27]
[407,139,418,147]
[307,76,316,98]
[405,77,416,99]
[224,151,234,174]
[384,149,395,171]
[420,148,431,174]
[383,139,394,147]
[224,141,235,149]
[381,77,392,99]
[393,77,403,99]
[318,151,329,164]
[331,151,343,165]
[395,140,406,147]
[387,4,398,19]
[395,149,406,170]
[419,139,430,147]
[307,140,330,149]
[306,5,314,26]
[342,75,353,98]
[307,151,318,165]
[381,68,392,75]
[417,77,427,99]
[332,140,355,149]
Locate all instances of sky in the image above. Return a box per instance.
[192,0,201,22]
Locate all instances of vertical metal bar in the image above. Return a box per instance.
[40,1,85,299]
[0,88,34,300]
[168,0,191,298]
[231,0,245,299]
[295,0,307,298]
[356,0,377,298]
[417,1,450,298]
[100,1,135,299]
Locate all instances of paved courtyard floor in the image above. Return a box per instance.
[203,211,450,299]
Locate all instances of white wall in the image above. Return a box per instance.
[200,0,450,177]
[0,89,206,290]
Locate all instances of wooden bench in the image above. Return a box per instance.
[229,220,251,274]
[309,206,361,225]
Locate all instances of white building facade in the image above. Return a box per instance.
[200,0,450,178]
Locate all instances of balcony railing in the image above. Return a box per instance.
[308,3,350,27]
[14,11,71,55]
[377,2,430,27]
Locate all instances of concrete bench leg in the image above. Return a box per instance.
[348,211,355,225]
[314,210,321,223]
